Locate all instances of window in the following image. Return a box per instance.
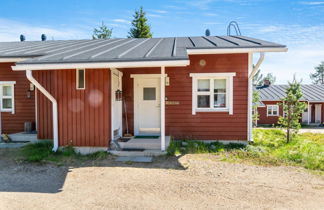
[0,81,15,113]
[143,87,156,100]
[190,73,236,115]
[76,69,85,89]
[267,105,279,116]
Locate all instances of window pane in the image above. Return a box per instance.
[2,86,12,96]
[78,70,85,89]
[214,79,226,93]
[198,79,210,92]
[2,99,12,109]
[198,95,210,108]
[267,107,272,115]
[273,106,278,112]
[143,88,156,100]
[214,94,226,108]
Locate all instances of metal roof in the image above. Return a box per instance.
[0,36,286,65]
[256,84,324,102]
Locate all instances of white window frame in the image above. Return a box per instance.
[0,81,16,114]
[76,69,86,90]
[267,105,279,116]
[190,73,236,115]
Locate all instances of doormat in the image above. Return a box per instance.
[134,136,159,139]
[118,137,131,142]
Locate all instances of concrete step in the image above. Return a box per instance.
[118,136,171,150]
[8,133,38,142]
[109,149,166,157]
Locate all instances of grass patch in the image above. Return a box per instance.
[167,129,324,172]
[167,140,245,156]
[222,129,324,171]
[20,141,110,163]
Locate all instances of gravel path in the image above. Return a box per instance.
[0,149,323,210]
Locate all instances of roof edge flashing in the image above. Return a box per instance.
[187,47,288,54]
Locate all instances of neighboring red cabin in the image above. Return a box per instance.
[0,36,286,152]
[256,84,324,125]
[0,62,35,134]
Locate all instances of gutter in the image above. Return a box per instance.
[248,52,265,142]
[26,70,59,152]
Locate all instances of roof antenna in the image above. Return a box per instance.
[227,21,241,36]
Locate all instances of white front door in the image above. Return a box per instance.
[112,69,123,139]
[134,76,161,135]
[302,105,309,123]
[315,104,322,123]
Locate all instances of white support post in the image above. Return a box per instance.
[160,66,166,151]
[308,102,310,125]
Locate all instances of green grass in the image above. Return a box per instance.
[167,140,245,156]
[223,129,324,171]
[20,141,110,163]
[167,129,324,172]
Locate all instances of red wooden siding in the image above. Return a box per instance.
[257,101,282,125]
[34,69,110,147]
[122,54,248,141]
[0,62,35,133]
[258,101,324,125]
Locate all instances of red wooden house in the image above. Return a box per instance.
[0,36,286,154]
[256,84,324,126]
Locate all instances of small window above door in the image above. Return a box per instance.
[143,87,156,100]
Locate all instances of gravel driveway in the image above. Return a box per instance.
[0,149,323,210]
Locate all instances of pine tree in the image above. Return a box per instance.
[310,61,324,84]
[92,22,112,39]
[128,7,152,38]
[252,91,260,127]
[278,78,306,143]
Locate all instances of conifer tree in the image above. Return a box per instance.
[278,78,306,143]
[128,7,152,38]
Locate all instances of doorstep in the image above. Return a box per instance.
[109,149,167,157]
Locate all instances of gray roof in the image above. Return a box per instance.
[0,36,285,65]
[256,85,324,102]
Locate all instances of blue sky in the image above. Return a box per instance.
[1,0,324,84]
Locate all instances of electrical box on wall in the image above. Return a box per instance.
[165,77,170,86]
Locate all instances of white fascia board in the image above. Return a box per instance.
[11,60,190,71]
[0,57,30,63]
[187,47,288,55]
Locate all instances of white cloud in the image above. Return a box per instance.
[299,1,324,5]
[246,24,324,84]
[112,19,130,24]
[149,9,168,14]
[0,18,89,41]
[147,13,163,18]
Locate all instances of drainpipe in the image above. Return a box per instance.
[26,70,58,152]
[248,52,265,142]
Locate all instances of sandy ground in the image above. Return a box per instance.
[0,149,323,210]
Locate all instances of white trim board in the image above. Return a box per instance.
[0,81,16,85]
[187,47,287,55]
[130,74,168,79]
[11,60,190,71]
[0,58,30,63]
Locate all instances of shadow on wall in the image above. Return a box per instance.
[0,151,185,194]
